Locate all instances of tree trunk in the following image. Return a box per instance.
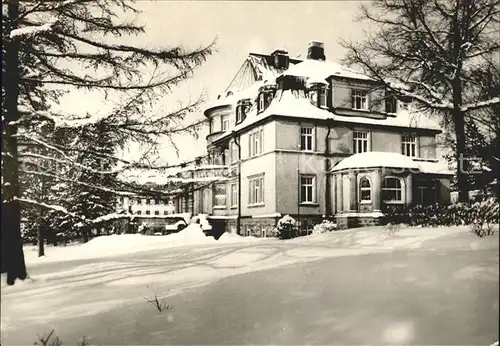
[37,227,45,257]
[451,11,469,203]
[82,229,89,243]
[454,108,469,202]
[1,0,28,285]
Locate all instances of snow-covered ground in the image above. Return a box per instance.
[1,225,498,345]
[22,223,264,265]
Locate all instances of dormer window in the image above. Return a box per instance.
[398,100,410,111]
[309,90,318,104]
[319,88,327,107]
[266,93,273,105]
[258,93,265,113]
[306,78,329,108]
[236,106,243,123]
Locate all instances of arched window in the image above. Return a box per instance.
[382,177,403,202]
[359,177,371,202]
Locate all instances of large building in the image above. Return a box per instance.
[183,41,452,236]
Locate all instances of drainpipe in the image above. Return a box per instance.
[191,169,195,216]
[325,118,333,217]
[297,143,301,237]
[232,131,242,235]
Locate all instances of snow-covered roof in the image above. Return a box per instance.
[118,165,229,186]
[215,89,441,142]
[306,77,329,87]
[282,59,373,81]
[332,152,419,171]
[331,151,453,175]
[417,160,453,175]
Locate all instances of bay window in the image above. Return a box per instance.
[382,177,403,202]
[214,183,227,208]
[359,178,371,202]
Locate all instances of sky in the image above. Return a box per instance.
[57,1,371,165]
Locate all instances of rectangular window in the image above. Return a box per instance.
[385,93,397,113]
[248,128,263,157]
[230,183,238,208]
[164,210,168,215]
[300,175,316,203]
[145,210,151,215]
[230,140,239,163]
[222,115,230,131]
[137,210,142,215]
[353,131,370,153]
[248,175,264,205]
[351,90,368,110]
[300,126,314,151]
[154,210,160,216]
[214,183,227,207]
[401,135,417,157]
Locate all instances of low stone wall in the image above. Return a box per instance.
[335,214,383,229]
[240,217,279,238]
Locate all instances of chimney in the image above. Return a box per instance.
[307,41,326,60]
[271,48,289,70]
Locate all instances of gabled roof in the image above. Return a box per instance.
[223,52,302,96]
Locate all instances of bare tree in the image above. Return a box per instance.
[342,0,500,202]
[2,0,216,285]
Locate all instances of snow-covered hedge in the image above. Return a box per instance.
[312,220,338,234]
[383,197,499,237]
[276,215,298,239]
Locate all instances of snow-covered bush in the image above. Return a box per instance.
[470,198,499,237]
[383,197,499,236]
[276,215,298,239]
[312,220,338,234]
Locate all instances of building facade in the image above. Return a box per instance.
[189,42,452,235]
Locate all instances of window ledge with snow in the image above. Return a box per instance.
[299,202,319,206]
[383,201,404,204]
[248,203,265,208]
[213,206,227,210]
[359,200,372,204]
